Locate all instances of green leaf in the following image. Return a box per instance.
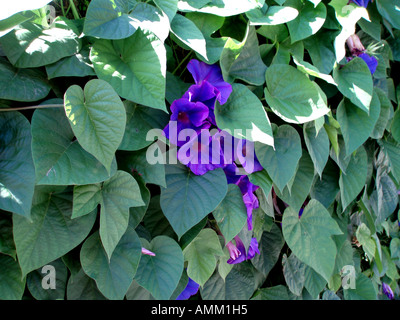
[0,212,16,259]
[99,171,145,260]
[183,228,224,287]
[248,169,273,197]
[220,25,267,86]
[90,29,167,112]
[31,108,117,185]
[333,57,373,113]
[264,64,330,124]
[0,17,81,68]
[376,0,400,30]
[293,57,337,85]
[252,285,290,300]
[160,164,228,238]
[339,146,368,210]
[64,79,126,174]
[0,254,25,300]
[201,263,257,300]
[246,5,299,26]
[310,159,340,209]
[0,57,51,102]
[84,1,169,41]
[213,184,247,244]
[0,112,35,218]
[343,272,377,300]
[170,13,208,60]
[13,186,97,277]
[282,253,306,296]
[66,268,107,300]
[379,138,400,184]
[154,0,178,21]
[371,88,391,139]
[287,0,326,43]
[304,121,330,178]
[336,95,380,157]
[80,228,142,300]
[27,259,68,300]
[72,184,102,219]
[119,100,169,152]
[45,46,96,79]
[215,83,274,147]
[356,223,376,260]
[135,236,184,300]
[274,151,315,212]
[117,148,166,187]
[391,108,400,144]
[255,125,302,192]
[282,199,343,282]
[251,224,285,277]
[83,0,137,39]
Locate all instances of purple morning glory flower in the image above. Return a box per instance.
[183,81,218,126]
[235,139,263,174]
[226,236,260,264]
[178,129,226,175]
[247,237,260,260]
[348,0,370,8]
[187,59,232,105]
[163,98,210,146]
[176,277,200,300]
[382,282,394,300]
[242,189,259,230]
[226,236,247,264]
[358,52,378,75]
[299,208,304,218]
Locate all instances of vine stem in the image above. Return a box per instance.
[69,0,80,20]
[172,50,193,76]
[0,104,64,112]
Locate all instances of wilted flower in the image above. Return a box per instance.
[382,282,394,300]
[346,34,378,74]
[141,247,156,256]
[226,236,247,264]
[176,277,200,300]
[226,236,260,264]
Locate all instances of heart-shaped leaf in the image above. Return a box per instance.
[80,228,142,300]
[64,79,126,174]
[0,112,35,218]
[160,164,228,238]
[135,236,184,300]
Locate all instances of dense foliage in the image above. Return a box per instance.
[0,0,399,300]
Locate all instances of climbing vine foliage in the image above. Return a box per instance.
[0,0,399,300]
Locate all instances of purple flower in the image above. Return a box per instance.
[235,139,263,174]
[382,282,394,300]
[176,277,200,300]
[358,52,378,75]
[242,190,259,230]
[346,34,378,75]
[226,236,260,264]
[183,81,218,125]
[163,98,210,146]
[226,236,247,264]
[141,248,155,256]
[187,59,232,105]
[299,208,304,218]
[348,0,371,8]
[178,129,226,175]
[247,238,260,260]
